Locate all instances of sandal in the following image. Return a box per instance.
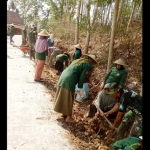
[60,114,67,118]
[34,79,43,82]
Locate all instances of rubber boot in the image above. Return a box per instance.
[117,122,127,134]
[116,122,127,140]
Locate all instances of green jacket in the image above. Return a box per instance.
[58,63,91,92]
[113,137,141,150]
[104,66,128,87]
[35,50,48,60]
[72,49,82,62]
[56,54,69,67]
[10,26,15,36]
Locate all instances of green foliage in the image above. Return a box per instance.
[11,0,142,38]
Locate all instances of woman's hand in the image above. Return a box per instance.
[100,82,104,90]
[95,111,100,117]
[103,112,109,117]
[110,124,116,131]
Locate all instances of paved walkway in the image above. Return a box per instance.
[7,35,75,150]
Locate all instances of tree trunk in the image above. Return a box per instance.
[80,1,83,22]
[126,0,136,32]
[84,0,91,54]
[84,32,90,54]
[60,0,65,21]
[105,4,112,26]
[75,0,81,44]
[101,6,105,26]
[107,0,120,72]
[116,0,125,25]
[84,0,98,54]
[91,2,98,27]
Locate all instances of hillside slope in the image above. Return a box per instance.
[42,21,142,149]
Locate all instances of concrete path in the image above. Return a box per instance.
[7,35,75,150]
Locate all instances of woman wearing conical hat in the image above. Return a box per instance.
[55,52,70,75]
[54,54,98,122]
[100,58,128,92]
[34,29,50,82]
[85,58,128,118]
[71,44,82,62]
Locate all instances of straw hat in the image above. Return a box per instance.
[82,54,98,66]
[10,23,14,26]
[113,58,127,66]
[74,44,82,49]
[38,29,50,36]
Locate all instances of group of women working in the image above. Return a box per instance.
[33,29,142,149]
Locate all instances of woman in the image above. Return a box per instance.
[34,29,49,82]
[55,52,70,75]
[85,83,121,118]
[54,54,98,122]
[71,44,82,62]
[100,58,128,92]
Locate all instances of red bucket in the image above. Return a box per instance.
[20,46,29,51]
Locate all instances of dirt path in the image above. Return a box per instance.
[7,35,76,150]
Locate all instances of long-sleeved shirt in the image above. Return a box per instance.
[56,54,69,67]
[72,49,82,62]
[104,66,128,87]
[58,63,91,92]
[119,89,142,115]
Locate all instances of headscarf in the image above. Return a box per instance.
[70,58,96,67]
[34,36,48,53]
